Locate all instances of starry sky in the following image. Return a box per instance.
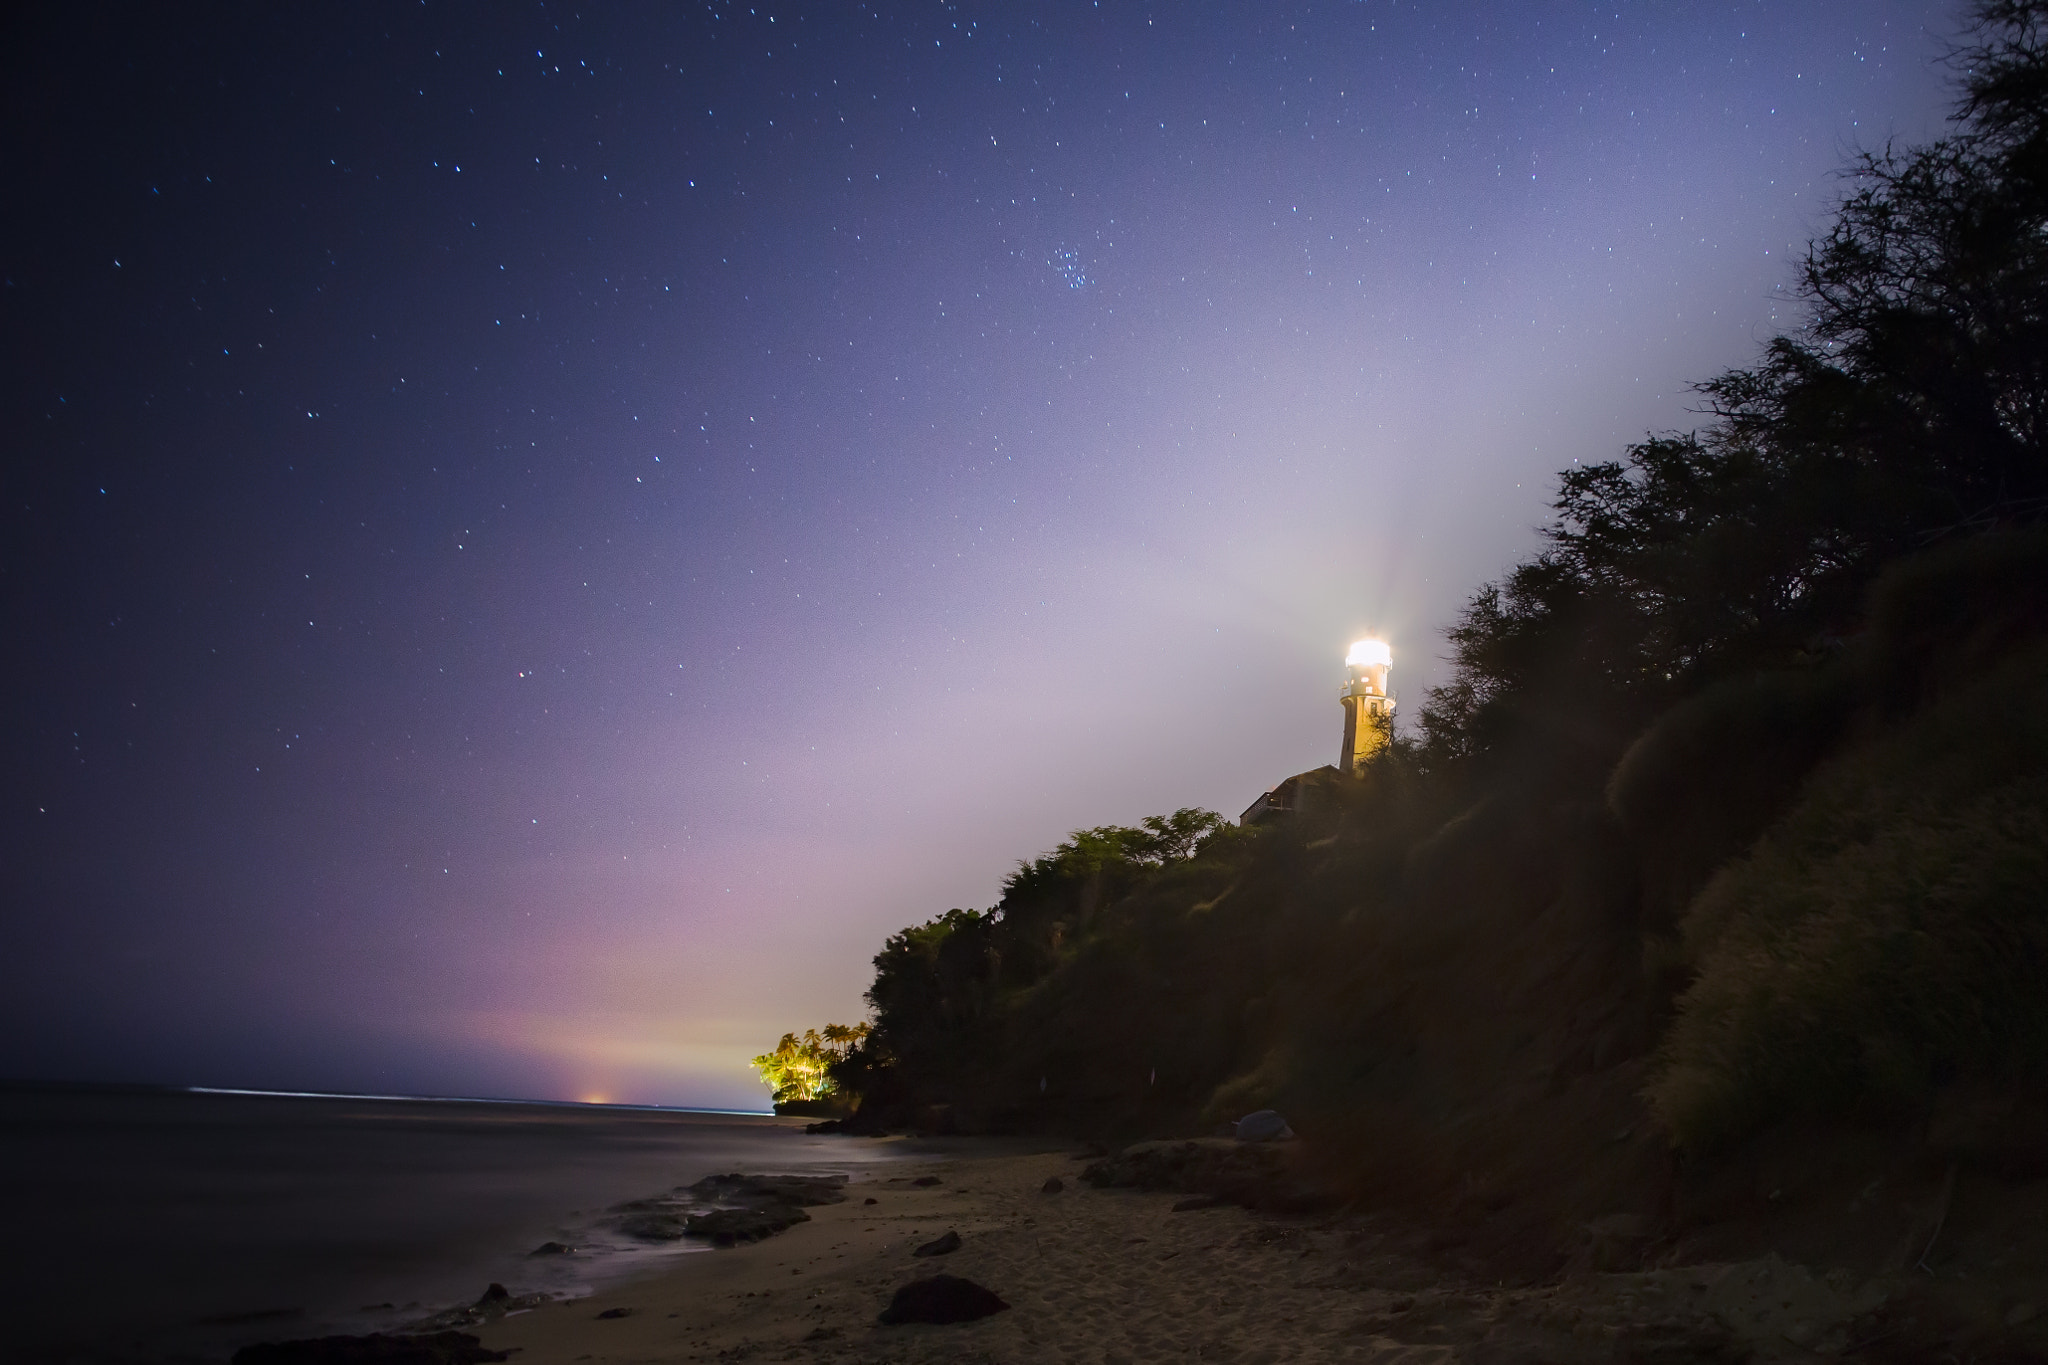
[4,1,1957,1109]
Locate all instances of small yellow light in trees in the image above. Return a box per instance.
[1346,639,1391,668]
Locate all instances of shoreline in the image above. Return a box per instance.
[1,1093,894,1365]
[474,1137,1084,1364]
[464,1136,2048,1364]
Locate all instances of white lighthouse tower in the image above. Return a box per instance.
[1339,638,1394,773]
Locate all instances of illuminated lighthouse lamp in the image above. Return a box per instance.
[1339,638,1394,772]
[1345,639,1392,671]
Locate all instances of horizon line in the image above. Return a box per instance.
[0,1075,773,1116]
[185,1084,775,1115]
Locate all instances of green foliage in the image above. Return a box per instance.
[1648,643,2048,1151]
[1859,526,2048,693]
[1606,666,1857,929]
[750,1022,870,1104]
[846,810,1247,1120]
[1001,808,1227,906]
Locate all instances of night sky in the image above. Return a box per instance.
[4,2,1956,1109]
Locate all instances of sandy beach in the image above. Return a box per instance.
[465,1138,2022,1365]
[479,1138,1388,1365]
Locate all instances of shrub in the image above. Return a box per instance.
[1647,643,2048,1151]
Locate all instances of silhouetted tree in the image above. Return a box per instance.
[1417,0,2048,771]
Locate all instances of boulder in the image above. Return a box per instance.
[684,1204,810,1245]
[877,1275,1009,1325]
[1081,1137,1328,1212]
[615,1172,845,1245]
[1232,1109,1295,1142]
[912,1230,961,1257]
[615,1210,689,1241]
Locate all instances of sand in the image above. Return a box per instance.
[478,1138,1410,1364]
[470,1137,2043,1364]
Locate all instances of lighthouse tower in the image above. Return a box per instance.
[1339,639,1394,773]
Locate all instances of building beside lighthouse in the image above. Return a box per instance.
[1239,638,1396,825]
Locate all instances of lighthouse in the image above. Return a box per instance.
[1339,639,1394,773]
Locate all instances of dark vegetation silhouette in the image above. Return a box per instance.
[808,0,2048,1275]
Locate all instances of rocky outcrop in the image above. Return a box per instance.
[612,1172,848,1246]
[1081,1138,1330,1213]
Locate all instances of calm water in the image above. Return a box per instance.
[0,1084,906,1364]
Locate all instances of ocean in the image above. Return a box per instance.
[0,1083,908,1364]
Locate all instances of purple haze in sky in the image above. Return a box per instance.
[4,2,1956,1108]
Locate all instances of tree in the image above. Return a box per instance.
[1138,808,1228,862]
[1418,0,2048,769]
[750,1022,870,1103]
[842,810,1235,1106]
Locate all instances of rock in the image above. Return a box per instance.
[911,1175,941,1187]
[527,1241,574,1256]
[1041,1176,1064,1194]
[232,1332,509,1365]
[913,1230,962,1257]
[1082,1138,1328,1212]
[802,1327,840,1341]
[616,1211,690,1241]
[2008,1303,2038,1327]
[684,1204,811,1246]
[863,1197,878,1205]
[474,1285,509,1307]
[1232,1109,1294,1142]
[594,1308,632,1320]
[680,1173,848,1208]
[804,1119,844,1134]
[611,1171,848,1246]
[877,1275,1010,1325]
